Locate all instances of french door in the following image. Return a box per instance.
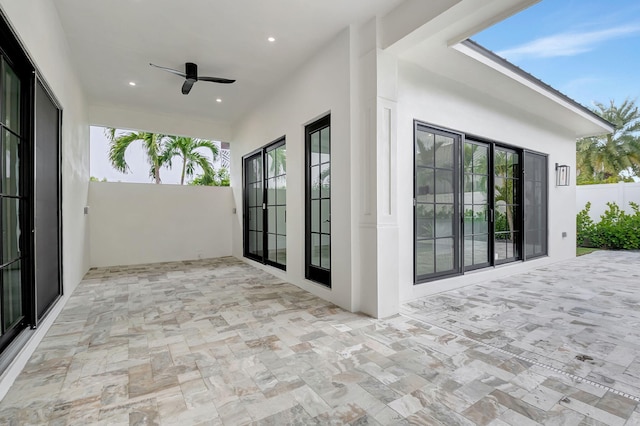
[243,138,287,270]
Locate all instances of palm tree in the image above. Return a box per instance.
[105,128,168,184]
[576,99,640,183]
[161,136,218,185]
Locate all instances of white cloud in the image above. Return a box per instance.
[497,25,640,61]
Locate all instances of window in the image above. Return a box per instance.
[414,121,547,283]
[242,138,286,270]
[305,115,331,286]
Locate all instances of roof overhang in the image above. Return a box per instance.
[452,40,614,137]
[392,0,614,139]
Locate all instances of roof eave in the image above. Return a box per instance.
[453,39,614,137]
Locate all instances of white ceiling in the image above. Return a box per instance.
[52,0,405,127]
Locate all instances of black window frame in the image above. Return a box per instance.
[305,114,331,287]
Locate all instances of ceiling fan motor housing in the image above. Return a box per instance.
[185,62,198,82]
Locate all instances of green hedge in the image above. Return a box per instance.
[577,201,640,249]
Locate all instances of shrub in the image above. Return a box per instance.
[576,202,595,247]
[577,201,640,250]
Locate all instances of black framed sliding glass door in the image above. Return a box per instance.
[414,121,546,285]
[414,123,461,282]
[305,115,331,286]
[242,138,286,270]
[0,13,63,362]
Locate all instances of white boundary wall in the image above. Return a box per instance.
[577,182,640,220]
[89,182,234,267]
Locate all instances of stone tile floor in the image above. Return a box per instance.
[1,252,639,425]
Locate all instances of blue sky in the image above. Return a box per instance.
[473,0,640,108]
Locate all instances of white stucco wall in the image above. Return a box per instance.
[231,29,353,312]
[0,1,90,398]
[89,182,233,267]
[396,60,577,302]
[577,182,640,220]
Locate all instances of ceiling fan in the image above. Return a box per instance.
[149,62,235,95]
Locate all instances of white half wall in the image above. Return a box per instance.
[89,182,233,267]
[577,182,640,220]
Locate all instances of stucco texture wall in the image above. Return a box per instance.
[89,182,233,267]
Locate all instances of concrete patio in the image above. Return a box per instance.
[1,251,639,425]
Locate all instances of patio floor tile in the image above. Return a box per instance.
[1,252,639,424]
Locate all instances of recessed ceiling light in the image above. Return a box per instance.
[216,98,222,103]
[129,81,136,86]
[267,37,276,42]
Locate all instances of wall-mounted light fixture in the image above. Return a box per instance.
[555,163,570,186]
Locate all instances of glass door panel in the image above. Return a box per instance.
[524,152,547,259]
[463,141,490,270]
[265,142,286,268]
[0,56,25,346]
[243,152,263,261]
[494,147,521,264]
[414,124,460,282]
[306,116,331,286]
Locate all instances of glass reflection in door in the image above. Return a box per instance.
[265,141,286,268]
[463,141,490,270]
[494,147,520,263]
[306,115,331,286]
[1,56,25,345]
[243,152,263,260]
[414,124,460,281]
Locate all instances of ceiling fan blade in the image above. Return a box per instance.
[149,63,186,78]
[198,76,236,84]
[181,79,195,95]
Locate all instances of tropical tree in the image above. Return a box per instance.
[190,167,230,186]
[576,99,640,184]
[105,128,168,184]
[161,136,218,185]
